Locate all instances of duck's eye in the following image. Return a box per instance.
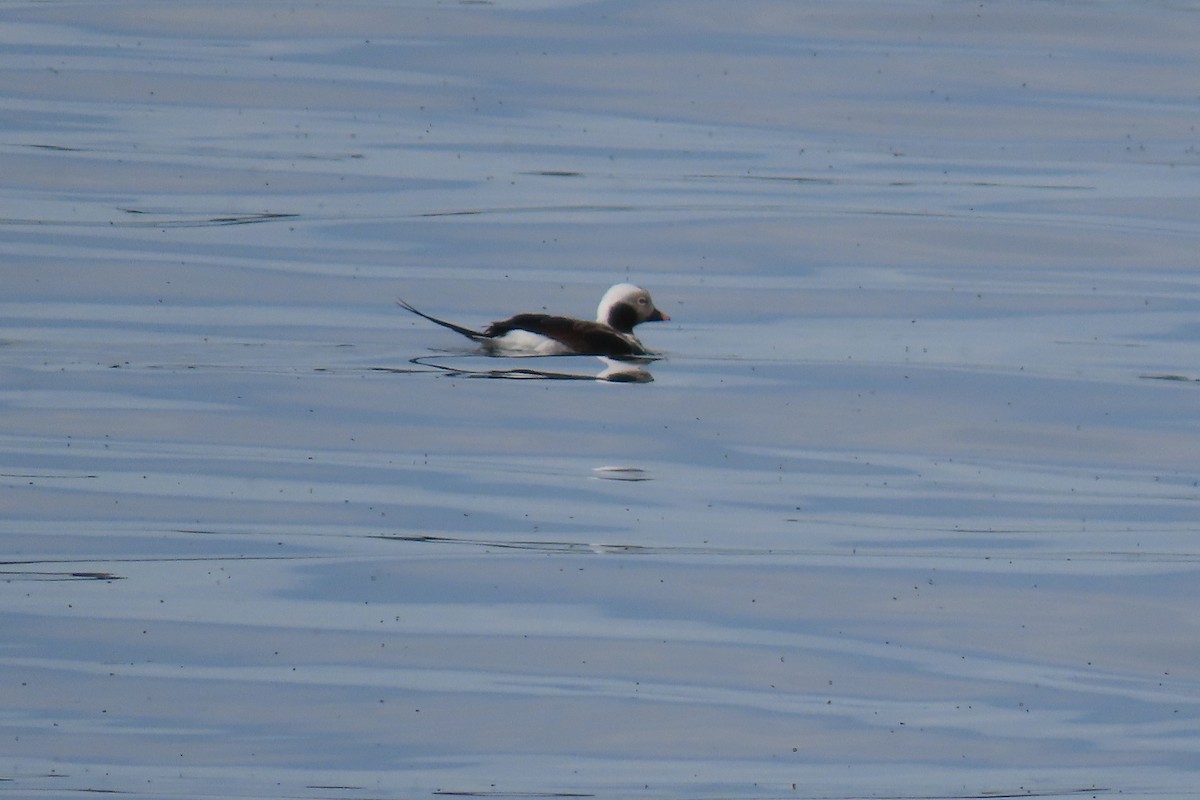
[637,297,647,305]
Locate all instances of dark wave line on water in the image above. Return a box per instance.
[0,570,123,582]
[432,792,594,799]
[0,210,298,228]
[372,534,1200,563]
[1141,373,1199,383]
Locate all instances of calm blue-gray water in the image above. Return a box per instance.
[3,2,1200,798]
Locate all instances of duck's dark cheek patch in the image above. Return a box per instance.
[607,302,640,332]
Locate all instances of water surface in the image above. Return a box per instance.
[3,2,1200,799]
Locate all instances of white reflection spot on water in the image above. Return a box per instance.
[592,465,652,482]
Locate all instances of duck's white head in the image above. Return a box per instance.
[596,283,669,333]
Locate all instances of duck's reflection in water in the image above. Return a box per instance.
[394,354,656,383]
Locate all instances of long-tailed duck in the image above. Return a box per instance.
[398,283,669,358]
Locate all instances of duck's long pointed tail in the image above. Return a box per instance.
[396,299,486,342]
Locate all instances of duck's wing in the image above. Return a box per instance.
[485,314,648,357]
[396,299,486,342]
